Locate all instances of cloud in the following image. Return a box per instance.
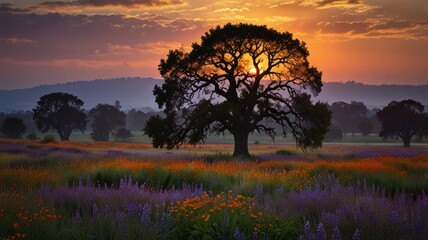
[214,7,249,13]
[315,18,428,41]
[2,37,36,45]
[0,3,29,13]
[33,0,186,11]
[266,16,296,23]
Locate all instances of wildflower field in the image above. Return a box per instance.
[1,140,428,239]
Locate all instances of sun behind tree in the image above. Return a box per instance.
[144,23,331,157]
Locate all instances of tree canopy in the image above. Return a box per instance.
[114,127,133,142]
[330,101,368,136]
[1,117,26,139]
[89,104,126,142]
[144,23,331,157]
[33,92,87,141]
[377,99,428,147]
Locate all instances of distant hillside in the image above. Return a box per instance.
[314,81,428,108]
[0,78,427,112]
[0,77,160,112]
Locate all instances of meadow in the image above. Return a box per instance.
[1,139,428,239]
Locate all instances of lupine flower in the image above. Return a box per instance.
[331,225,341,240]
[92,202,98,218]
[233,227,246,240]
[140,204,152,228]
[352,228,361,240]
[316,223,326,240]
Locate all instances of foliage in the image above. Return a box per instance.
[0,117,26,139]
[26,133,38,140]
[377,99,428,147]
[32,92,87,141]
[330,101,368,135]
[145,23,331,157]
[40,134,56,144]
[324,126,343,142]
[172,191,301,239]
[114,127,133,142]
[275,149,296,155]
[126,109,158,131]
[0,111,38,133]
[356,117,373,136]
[89,104,126,142]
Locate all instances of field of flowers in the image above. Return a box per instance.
[0,139,428,239]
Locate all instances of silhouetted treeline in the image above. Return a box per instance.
[0,111,38,132]
[1,92,427,146]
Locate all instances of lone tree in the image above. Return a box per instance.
[33,92,87,141]
[144,23,331,157]
[1,117,26,139]
[377,99,428,147]
[89,104,126,142]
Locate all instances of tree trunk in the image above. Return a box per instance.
[402,136,411,148]
[233,130,250,157]
[58,130,69,141]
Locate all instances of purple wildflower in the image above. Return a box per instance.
[140,204,152,228]
[233,227,246,240]
[352,228,361,240]
[92,202,98,218]
[331,225,341,240]
[316,223,326,240]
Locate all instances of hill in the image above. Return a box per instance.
[0,77,160,112]
[0,78,427,112]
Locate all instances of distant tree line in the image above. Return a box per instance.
[0,93,158,142]
[325,101,381,141]
[1,92,427,147]
[324,100,428,147]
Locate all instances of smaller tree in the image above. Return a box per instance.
[33,92,87,141]
[377,99,428,148]
[114,127,133,142]
[330,101,368,136]
[89,104,126,142]
[1,117,26,139]
[356,117,373,136]
[324,126,343,142]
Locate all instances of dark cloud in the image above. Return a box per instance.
[0,11,203,62]
[35,0,186,9]
[0,3,29,13]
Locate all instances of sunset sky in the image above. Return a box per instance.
[0,0,427,89]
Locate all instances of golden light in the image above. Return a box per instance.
[249,67,257,75]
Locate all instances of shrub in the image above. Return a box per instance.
[275,149,296,155]
[1,117,26,139]
[26,133,38,140]
[113,128,133,142]
[40,135,56,144]
[324,127,343,142]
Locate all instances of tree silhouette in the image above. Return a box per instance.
[114,127,133,142]
[377,99,428,147]
[356,117,373,136]
[324,126,343,142]
[1,117,26,139]
[89,104,126,142]
[33,92,87,141]
[144,23,331,157]
[330,101,368,136]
